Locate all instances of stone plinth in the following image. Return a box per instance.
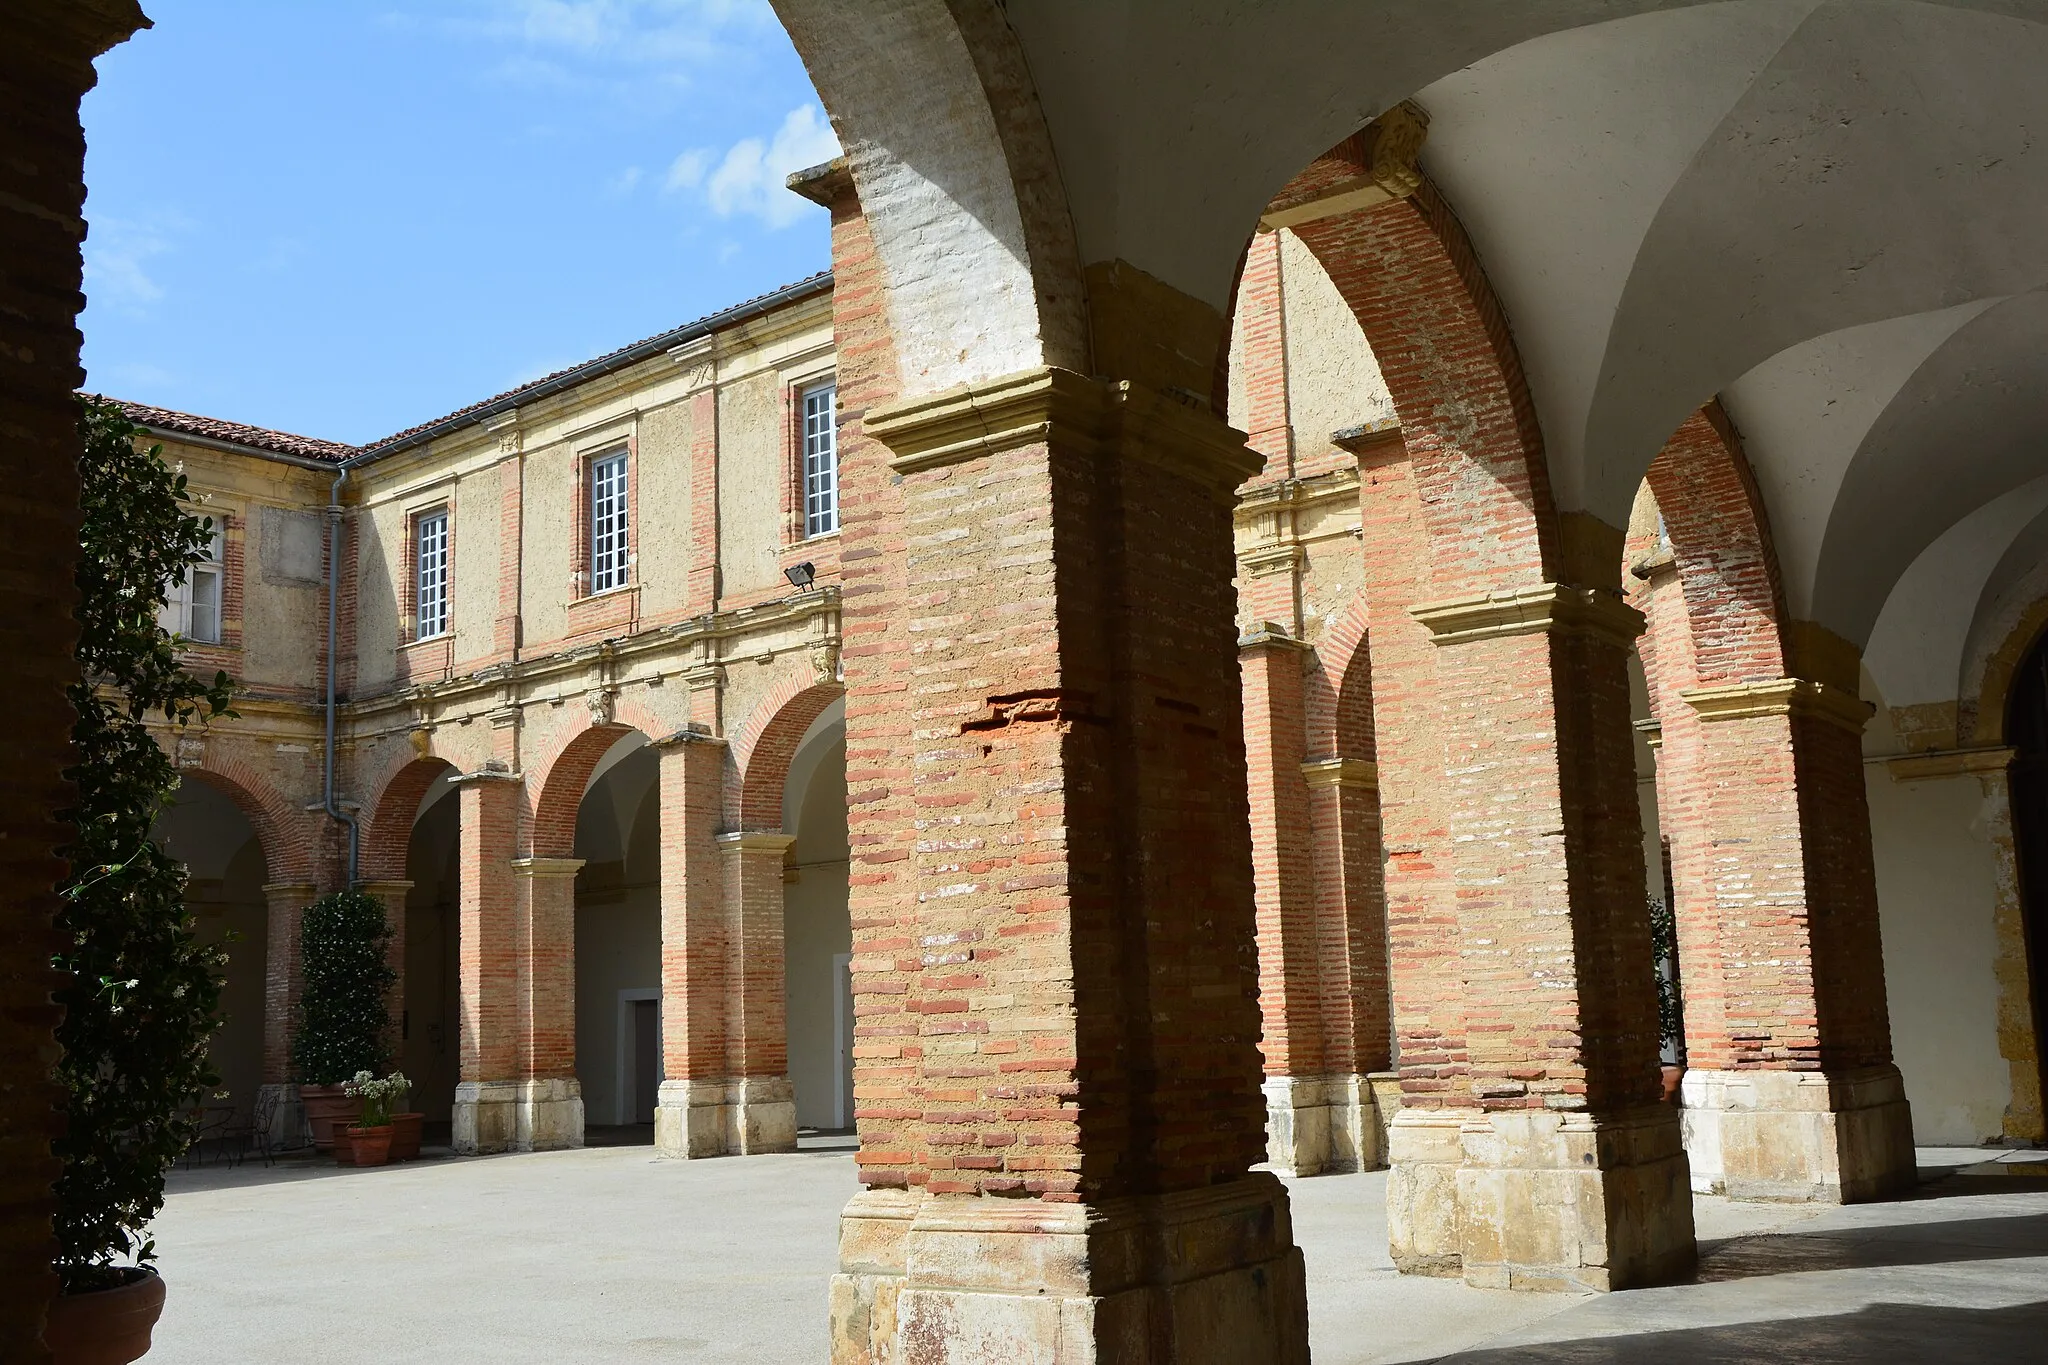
[1386,1108,1467,1277]
[1680,1065,1915,1202]
[1263,1073,1379,1176]
[830,1176,1309,1365]
[655,1077,797,1158]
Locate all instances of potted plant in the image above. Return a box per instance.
[1649,893,1687,1103]
[291,890,396,1149]
[389,1079,424,1162]
[341,1071,410,1167]
[45,399,236,1364]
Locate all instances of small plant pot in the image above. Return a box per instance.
[44,1266,166,1365]
[348,1124,395,1167]
[390,1111,424,1162]
[300,1084,362,1151]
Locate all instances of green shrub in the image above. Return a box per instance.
[54,397,237,1291]
[292,890,396,1085]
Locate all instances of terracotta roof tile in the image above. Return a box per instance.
[100,397,358,464]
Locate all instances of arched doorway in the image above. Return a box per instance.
[571,731,663,1140]
[152,775,269,1129]
[2005,628,2048,1120]
[780,698,852,1134]
[400,768,461,1133]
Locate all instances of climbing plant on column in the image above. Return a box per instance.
[54,397,237,1291]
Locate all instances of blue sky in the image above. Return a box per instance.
[81,1,835,445]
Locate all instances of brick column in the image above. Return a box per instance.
[1302,753,1388,1171]
[653,730,730,1155]
[1338,429,1472,1276]
[830,368,1309,1360]
[1668,658,1915,1201]
[1243,625,1358,1174]
[357,878,412,1067]
[451,769,520,1154]
[258,881,315,1141]
[715,832,798,1152]
[511,857,585,1150]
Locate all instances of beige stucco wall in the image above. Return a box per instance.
[449,463,500,663]
[718,370,786,603]
[1278,229,1394,454]
[635,400,697,622]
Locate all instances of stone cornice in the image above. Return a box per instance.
[1239,622,1311,653]
[1301,757,1377,790]
[1884,746,2016,782]
[1681,678,1874,734]
[652,725,727,750]
[1234,467,1362,521]
[449,766,522,786]
[718,831,797,853]
[868,367,1261,494]
[1259,102,1428,231]
[512,857,585,878]
[1239,543,1307,578]
[1409,583,1644,650]
[1330,418,1404,456]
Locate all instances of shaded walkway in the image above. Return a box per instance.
[145,1148,2048,1363]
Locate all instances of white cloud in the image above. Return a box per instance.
[83,216,177,314]
[665,149,710,192]
[678,104,839,230]
[608,165,645,195]
[426,0,776,88]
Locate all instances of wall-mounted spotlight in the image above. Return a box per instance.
[784,561,816,590]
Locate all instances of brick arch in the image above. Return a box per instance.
[1284,174,1561,594]
[730,678,845,831]
[528,723,644,860]
[1973,598,2048,748]
[1641,405,1791,688]
[360,755,459,884]
[1304,595,1375,763]
[179,758,313,885]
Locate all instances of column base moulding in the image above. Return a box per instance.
[1387,1104,1698,1291]
[1262,1073,1382,1177]
[452,1077,585,1155]
[653,1076,797,1158]
[1678,1065,1916,1203]
[828,1174,1309,1365]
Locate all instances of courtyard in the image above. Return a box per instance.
[147,1144,2048,1363]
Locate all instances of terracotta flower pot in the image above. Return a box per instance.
[390,1111,424,1162]
[348,1124,394,1167]
[333,1125,355,1166]
[44,1267,166,1365]
[300,1084,362,1151]
[1660,1064,1685,1106]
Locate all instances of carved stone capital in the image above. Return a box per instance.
[1301,757,1378,790]
[1239,622,1311,653]
[512,857,585,880]
[867,367,1261,494]
[1409,583,1644,650]
[1885,746,2016,782]
[1681,678,1875,734]
[1259,101,1429,230]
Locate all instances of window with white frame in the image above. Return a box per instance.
[802,380,838,538]
[415,508,450,641]
[160,520,225,644]
[590,449,630,593]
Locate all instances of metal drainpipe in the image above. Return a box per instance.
[325,465,360,885]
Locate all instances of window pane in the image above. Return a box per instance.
[803,382,837,538]
[189,566,221,643]
[417,510,448,640]
[591,452,628,593]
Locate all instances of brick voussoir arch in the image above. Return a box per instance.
[527,722,643,861]
[1641,405,1791,687]
[1287,175,1561,590]
[179,755,314,885]
[1304,595,1376,764]
[360,754,458,884]
[729,674,846,831]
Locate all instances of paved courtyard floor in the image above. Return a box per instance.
[146,1142,2048,1363]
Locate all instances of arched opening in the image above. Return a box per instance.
[152,773,269,1130]
[781,697,852,1135]
[571,731,663,1141]
[399,766,460,1133]
[2005,628,2048,1121]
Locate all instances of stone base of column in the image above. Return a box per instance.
[1457,1105,1696,1292]
[515,1077,584,1152]
[827,1174,1309,1365]
[653,1077,797,1158]
[257,1082,304,1149]
[1386,1107,1467,1277]
[1262,1073,1380,1176]
[453,1080,519,1155]
[1680,1065,1915,1203]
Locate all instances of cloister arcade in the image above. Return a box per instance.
[14,3,2048,1363]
